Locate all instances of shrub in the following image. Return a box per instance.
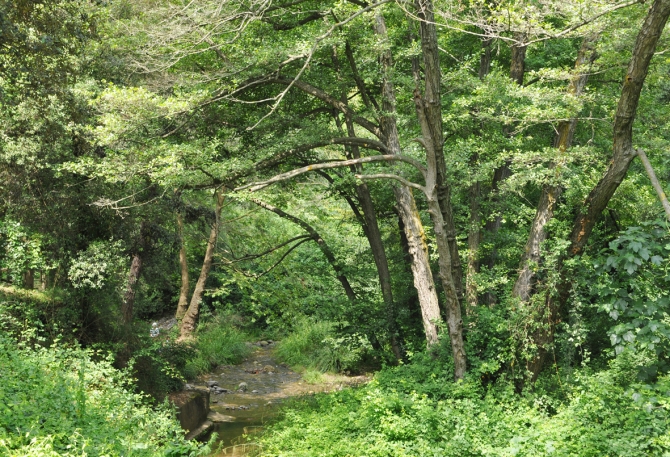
[257,352,670,457]
[274,317,371,372]
[0,335,207,457]
[183,314,250,379]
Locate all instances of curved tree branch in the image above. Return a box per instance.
[235,154,427,192]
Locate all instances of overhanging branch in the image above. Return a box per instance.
[235,154,427,192]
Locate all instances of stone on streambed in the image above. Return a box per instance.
[208,411,235,423]
[237,382,248,392]
[205,380,218,387]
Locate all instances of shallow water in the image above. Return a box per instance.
[189,343,368,456]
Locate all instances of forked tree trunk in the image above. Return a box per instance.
[175,211,190,320]
[413,0,466,379]
[179,190,224,340]
[374,12,442,346]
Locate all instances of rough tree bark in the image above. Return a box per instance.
[374,11,442,347]
[175,211,190,320]
[412,0,467,379]
[179,189,224,340]
[568,0,670,258]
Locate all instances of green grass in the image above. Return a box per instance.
[183,314,251,379]
[302,369,326,384]
[273,318,339,372]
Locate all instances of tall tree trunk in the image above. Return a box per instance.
[413,0,467,379]
[250,198,357,302]
[175,211,190,320]
[374,12,442,347]
[23,269,34,289]
[178,190,224,340]
[466,177,481,313]
[466,38,493,311]
[341,114,403,361]
[513,34,598,303]
[122,221,149,325]
[527,0,670,380]
[568,0,670,258]
[484,33,527,305]
[122,254,142,324]
[327,37,402,359]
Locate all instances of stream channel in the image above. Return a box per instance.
[190,341,369,456]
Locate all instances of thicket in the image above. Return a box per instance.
[3,0,670,455]
[0,333,209,457]
[258,350,670,457]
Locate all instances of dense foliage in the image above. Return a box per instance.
[2,0,670,454]
[0,334,207,456]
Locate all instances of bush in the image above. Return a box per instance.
[0,335,208,457]
[183,314,250,379]
[257,352,670,457]
[274,317,371,372]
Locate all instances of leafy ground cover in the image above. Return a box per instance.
[0,334,210,457]
[257,351,670,457]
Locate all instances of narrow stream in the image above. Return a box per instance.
[188,343,369,456]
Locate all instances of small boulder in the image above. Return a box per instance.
[237,382,248,392]
[259,340,269,347]
[183,383,194,390]
[262,365,274,372]
[205,380,219,387]
[251,389,259,393]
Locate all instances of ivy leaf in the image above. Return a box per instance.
[651,255,663,265]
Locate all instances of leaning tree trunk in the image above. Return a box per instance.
[637,148,670,221]
[341,113,403,361]
[413,0,467,379]
[179,190,224,340]
[513,33,598,303]
[375,11,442,347]
[175,211,190,320]
[527,0,670,380]
[483,33,527,305]
[568,0,670,258]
